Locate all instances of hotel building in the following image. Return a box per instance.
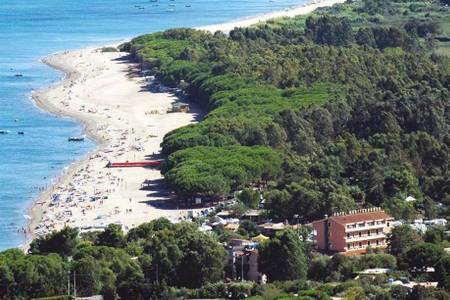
[312,208,394,256]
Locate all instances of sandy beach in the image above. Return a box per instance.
[199,0,345,33]
[28,0,344,240]
[30,47,203,237]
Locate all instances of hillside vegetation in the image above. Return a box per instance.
[1,1,450,299]
[123,0,450,222]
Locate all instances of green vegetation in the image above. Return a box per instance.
[123,0,449,222]
[1,221,226,299]
[2,0,450,299]
[162,146,282,197]
[100,47,118,53]
[259,229,308,281]
[1,220,450,299]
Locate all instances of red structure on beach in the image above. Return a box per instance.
[107,161,162,168]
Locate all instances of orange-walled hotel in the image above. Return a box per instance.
[312,208,394,256]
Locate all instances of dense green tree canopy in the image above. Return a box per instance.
[436,255,450,291]
[259,230,308,281]
[388,224,423,268]
[29,227,79,257]
[123,0,449,223]
[2,0,450,298]
[405,242,445,271]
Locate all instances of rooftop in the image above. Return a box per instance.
[314,208,393,225]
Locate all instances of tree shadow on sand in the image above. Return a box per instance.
[113,54,206,122]
[138,178,181,210]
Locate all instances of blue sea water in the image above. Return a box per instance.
[0,0,306,250]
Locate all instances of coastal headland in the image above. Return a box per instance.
[29,0,345,240]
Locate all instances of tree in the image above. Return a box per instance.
[73,256,106,297]
[424,226,446,244]
[29,227,79,257]
[259,230,307,281]
[388,225,422,268]
[0,253,68,299]
[0,265,13,300]
[358,253,397,269]
[238,188,260,209]
[409,286,450,300]
[305,16,354,46]
[238,220,258,237]
[391,285,410,300]
[344,286,366,300]
[140,222,226,288]
[405,243,445,272]
[176,230,226,288]
[97,224,125,248]
[435,255,450,291]
[308,255,331,282]
[361,0,392,15]
[327,254,357,282]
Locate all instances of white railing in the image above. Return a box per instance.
[345,244,387,251]
[345,233,386,242]
[345,223,385,232]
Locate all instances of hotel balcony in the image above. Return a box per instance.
[344,243,387,252]
[344,233,386,242]
[345,223,386,233]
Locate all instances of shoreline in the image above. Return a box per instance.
[28,46,202,244]
[25,0,344,247]
[198,0,345,33]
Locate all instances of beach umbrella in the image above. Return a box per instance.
[252,234,269,242]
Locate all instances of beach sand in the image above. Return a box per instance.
[30,47,203,237]
[199,0,345,33]
[28,0,344,241]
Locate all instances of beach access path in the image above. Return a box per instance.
[29,0,345,238]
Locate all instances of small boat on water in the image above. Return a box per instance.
[14,73,23,77]
[68,136,85,142]
[0,130,11,134]
[17,131,24,135]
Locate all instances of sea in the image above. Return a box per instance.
[0,0,306,250]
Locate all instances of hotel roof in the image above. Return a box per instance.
[331,210,393,225]
[312,208,393,225]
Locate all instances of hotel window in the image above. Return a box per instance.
[347,243,350,249]
[368,241,371,246]
[347,233,350,238]
[359,242,362,248]
[376,240,380,245]
[368,231,371,236]
[359,232,362,237]
[376,229,379,234]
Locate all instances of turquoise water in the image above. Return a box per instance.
[0,0,306,250]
